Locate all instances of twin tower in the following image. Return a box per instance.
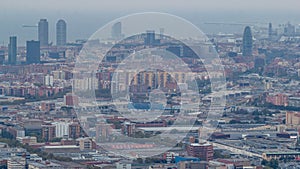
[38,19,67,47]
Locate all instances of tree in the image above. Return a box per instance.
[263,166,272,169]
[269,159,279,169]
[261,159,268,165]
[51,137,62,142]
[254,116,260,121]
[229,119,240,124]
[136,158,143,164]
[261,159,279,169]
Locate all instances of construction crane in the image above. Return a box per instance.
[204,22,268,27]
[22,24,38,28]
[204,22,249,26]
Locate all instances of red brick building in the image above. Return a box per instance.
[187,143,213,161]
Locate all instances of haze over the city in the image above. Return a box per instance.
[1,0,300,45]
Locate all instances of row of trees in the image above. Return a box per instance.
[261,159,279,169]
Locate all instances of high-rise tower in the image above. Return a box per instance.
[26,40,40,64]
[268,23,273,40]
[144,30,156,46]
[111,22,122,40]
[38,19,49,47]
[242,26,253,56]
[56,19,67,46]
[8,36,17,65]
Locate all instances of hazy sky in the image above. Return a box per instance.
[2,0,300,12]
[1,0,300,45]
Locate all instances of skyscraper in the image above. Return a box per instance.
[242,26,253,57]
[111,22,122,40]
[38,19,48,47]
[268,23,273,40]
[0,50,5,65]
[284,22,296,36]
[144,30,156,46]
[26,40,40,64]
[8,36,17,65]
[56,19,67,46]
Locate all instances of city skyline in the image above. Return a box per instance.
[1,1,300,169]
[1,9,300,45]
[2,17,300,47]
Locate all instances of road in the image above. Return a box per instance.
[209,141,263,158]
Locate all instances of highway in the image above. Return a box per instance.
[209,141,263,158]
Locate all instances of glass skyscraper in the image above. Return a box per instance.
[8,36,17,65]
[56,19,67,46]
[38,19,49,47]
[144,30,155,46]
[111,22,122,40]
[26,40,40,64]
[268,23,273,40]
[242,26,253,57]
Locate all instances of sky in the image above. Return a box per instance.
[2,0,300,12]
[1,0,300,45]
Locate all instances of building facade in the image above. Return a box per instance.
[187,143,214,161]
[8,36,17,65]
[52,121,70,138]
[38,19,49,47]
[41,124,56,142]
[286,111,300,126]
[111,22,122,40]
[242,26,253,57]
[56,19,67,46]
[26,40,40,64]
